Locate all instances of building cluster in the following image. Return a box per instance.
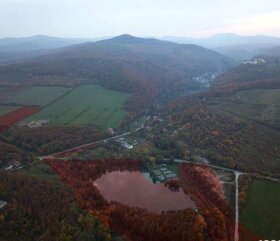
[4,160,22,171]
[152,164,177,182]
[115,137,137,150]
[243,58,266,65]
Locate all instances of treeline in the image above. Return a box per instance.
[179,163,238,241]
[46,158,237,241]
[0,126,108,155]
[0,172,112,241]
[110,204,204,241]
[47,159,143,214]
[47,159,203,241]
[0,141,32,167]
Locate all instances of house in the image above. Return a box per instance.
[120,141,133,150]
[243,58,266,65]
[27,119,49,128]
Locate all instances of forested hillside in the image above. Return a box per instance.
[212,56,280,92]
[0,35,235,111]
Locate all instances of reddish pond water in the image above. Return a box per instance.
[94,170,196,213]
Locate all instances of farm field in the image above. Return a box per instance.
[231,89,280,105]
[0,106,38,132]
[0,106,18,116]
[5,86,70,106]
[215,89,280,129]
[26,85,130,128]
[241,179,280,239]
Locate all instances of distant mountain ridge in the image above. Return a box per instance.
[0,35,110,65]
[162,33,280,62]
[0,35,108,52]
[162,33,280,48]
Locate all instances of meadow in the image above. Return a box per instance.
[6,86,70,106]
[232,88,280,105]
[27,85,130,128]
[241,179,280,239]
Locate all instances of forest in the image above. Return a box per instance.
[45,158,245,241]
[148,97,280,176]
[0,172,112,241]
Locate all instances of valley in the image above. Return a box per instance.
[0,34,279,241]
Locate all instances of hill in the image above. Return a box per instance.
[146,92,280,176]
[141,54,280,175]
[212,56,280,92]
[0,34,235,111]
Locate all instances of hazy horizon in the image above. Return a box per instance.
[1,32,280,40]
[0,0,280,38]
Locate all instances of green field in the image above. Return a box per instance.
[27,85,130,128]
[6,86,70,106]
[232,89,280,105]
[241,179,280,239]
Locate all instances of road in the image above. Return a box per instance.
[174,159,243,241]
[234,172,242,241]
[38,124,145,160]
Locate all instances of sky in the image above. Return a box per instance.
[0,0,280,38]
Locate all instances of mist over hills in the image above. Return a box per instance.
[162,33,280,47]
[0,35,110,65]
[162,33,280,62]
[0,35,108,52]
[260,45,280,57]
[1,33,280,64]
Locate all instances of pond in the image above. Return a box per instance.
[94,170,196,213]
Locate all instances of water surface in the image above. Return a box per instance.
[94,170,196,213]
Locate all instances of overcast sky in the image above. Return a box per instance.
[0,0,280,38]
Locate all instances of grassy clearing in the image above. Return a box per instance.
[232,89,280,105]
[241,179,280,239]
[6,86,70,106]
[27,85,130,128]
[216,89,280,129]
[129,116,146,130]
[19,161,60,182]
